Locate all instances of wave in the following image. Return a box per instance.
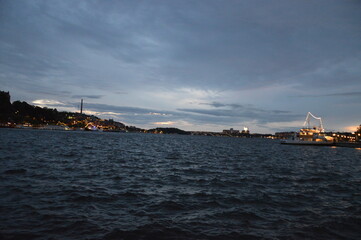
[102,224,267,240]
[291,216,361,239]
[3,169,27,174]
[1,130,360,240]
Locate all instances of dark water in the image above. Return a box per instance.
[1,129,361,240]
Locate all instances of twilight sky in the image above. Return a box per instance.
[1,0,361,133]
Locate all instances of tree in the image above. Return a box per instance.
[0,91,13,122]
[356,125,361,133]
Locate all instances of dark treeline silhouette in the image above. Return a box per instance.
[147,127,190,135]
[357,125,361,133]
[0,91,113,127]
[0,91,13,122]
[0,90,76,124]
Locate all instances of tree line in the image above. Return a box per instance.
[1,90,97,125]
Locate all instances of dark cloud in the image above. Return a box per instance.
[83,103,171,115]
[39,99,300,128]
[81,102,300,127]
[72,95,104,99]
[1,0,360,91]
[178,108,236,117]
[271,110,291,114]
[198,102,292,115]
[1,0,360,132]
[295,92,361,98]
[114,91,128,95]
[324,92,361,97]
[201,102,244,109]
[177,106,300,123]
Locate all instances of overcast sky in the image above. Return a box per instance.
[1,0,361,133]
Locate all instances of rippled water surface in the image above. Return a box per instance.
[1,129,361,239]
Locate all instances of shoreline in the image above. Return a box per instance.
[2,127,361,148]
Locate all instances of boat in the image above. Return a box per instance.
[280,112,334,146]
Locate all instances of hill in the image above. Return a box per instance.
[0,90,129,131]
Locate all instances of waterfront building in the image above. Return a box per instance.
[222,128,240,135]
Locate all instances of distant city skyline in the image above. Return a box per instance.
[1,0,361,133]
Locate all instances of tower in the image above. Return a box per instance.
[80,99,83,114]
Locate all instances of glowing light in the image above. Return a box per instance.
[344,125,359,132]
[32,99,64,106]
[153,121,176,125]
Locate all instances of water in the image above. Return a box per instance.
[1,128,360,240]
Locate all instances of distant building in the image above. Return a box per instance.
[222,127,251,137]
[223,128,240,135]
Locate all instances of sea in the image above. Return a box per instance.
[1,128,360,240]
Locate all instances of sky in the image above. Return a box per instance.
[1,0,361,133]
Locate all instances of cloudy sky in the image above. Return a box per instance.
[1,0,360,133]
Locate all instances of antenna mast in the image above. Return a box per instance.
[80,99,83,114]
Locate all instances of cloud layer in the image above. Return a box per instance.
[1,0,361,132]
